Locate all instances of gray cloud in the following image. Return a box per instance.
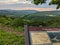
[0,0,57,10]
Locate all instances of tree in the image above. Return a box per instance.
[49,0,60,9]
[11,18,24,27]
[33,0,46,5]
[32,0,60,9]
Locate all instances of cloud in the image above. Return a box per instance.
[0,0,9,4]
[14,7,56,11]
[0,0,32,4]
[9,0,19,3]
[0,0,58,10]
[0,0,19,4]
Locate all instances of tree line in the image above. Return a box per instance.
[0,15,60,27]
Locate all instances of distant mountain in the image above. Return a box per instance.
[0,10,60,19]
[24,11,60,21]
[28,11,60,16]
[0,10,38,17]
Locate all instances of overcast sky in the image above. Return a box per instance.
[0,0,58,10]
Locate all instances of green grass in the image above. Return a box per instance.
[14,26,24,32]
[0,29,24,45]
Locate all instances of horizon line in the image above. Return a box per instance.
[0,7,59,11]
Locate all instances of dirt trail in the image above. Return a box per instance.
[0,25,24,35]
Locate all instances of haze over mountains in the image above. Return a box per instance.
[0,10,38,17]
[12,8,57,11]
[23,10,60,20]
[0,9,60,17]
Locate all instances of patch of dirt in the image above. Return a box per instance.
[0,25,24,35]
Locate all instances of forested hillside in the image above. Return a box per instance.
[0,10,60,27]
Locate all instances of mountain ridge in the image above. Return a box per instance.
[0,10,60,17]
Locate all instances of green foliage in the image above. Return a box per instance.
[0,12,60,27]
[33,0,60,9]
[49,0,60,9]
[0,30,24,45]
[11,18,24,27]
[14,26,24,32]
[24,11,60,27]
[33,0,46,5]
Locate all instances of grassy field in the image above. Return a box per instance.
[0,29,24,45]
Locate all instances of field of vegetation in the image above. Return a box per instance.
[0,10,60,45]
[0,30,24,45]
[0,16,25,45]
